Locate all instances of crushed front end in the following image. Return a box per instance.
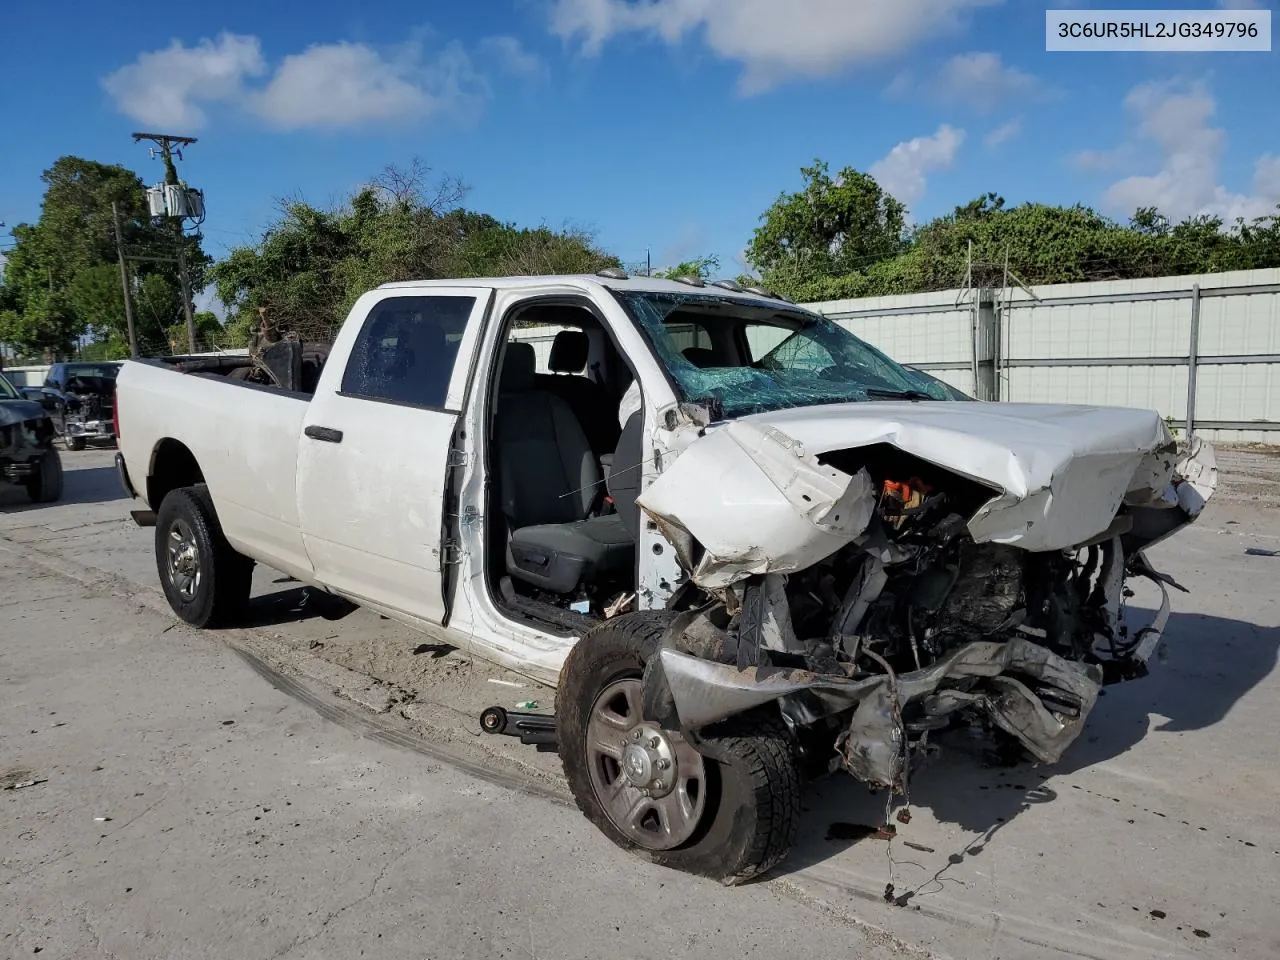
[637,410,1218,792]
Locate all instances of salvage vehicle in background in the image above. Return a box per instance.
[112,272,1217,883]
[29,361,122,450]
[1,371,63,503]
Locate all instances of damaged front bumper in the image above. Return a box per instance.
[647,557,1176,790]
[635,413,1217,790]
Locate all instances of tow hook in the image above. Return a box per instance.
[480,706,558,750]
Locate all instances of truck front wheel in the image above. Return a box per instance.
[155,484,254,628]
[557,613,801,885]
[26,450,64,504]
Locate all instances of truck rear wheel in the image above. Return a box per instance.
[155,484,254,628]
[557,612,801,885]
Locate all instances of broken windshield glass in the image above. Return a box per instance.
[613,290,959,419]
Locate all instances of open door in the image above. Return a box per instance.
[296,288,493,626]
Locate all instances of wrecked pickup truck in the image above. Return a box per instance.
[113,272,1217,883]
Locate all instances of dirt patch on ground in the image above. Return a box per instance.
[1215,445,1280,509]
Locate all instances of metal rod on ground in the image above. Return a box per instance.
[112,202,139,358]
[1186,282,1201,438]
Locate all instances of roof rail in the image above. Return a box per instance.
[597,267,629,280]
[709,279,744,292]
[743,284,778,299]
[673,275,706,287]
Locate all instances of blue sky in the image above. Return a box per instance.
[1,0,1277,307]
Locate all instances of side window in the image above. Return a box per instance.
[340,295,475,409]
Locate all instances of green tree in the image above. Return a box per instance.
[0,156,210,357]
[754,178,1280,302]
[211,161,619,344]
[746,160,907,292]
[653,255,720,280]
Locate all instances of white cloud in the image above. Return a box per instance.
[984,118,1021,148]
[105,33,488,132]
[251,40,480,130]
[869,124,966,208]
[1069,146,1129,172]
[549,0,1002,93]
[102,33,266,129]
[478,36,546,78]
[936,53,1039,111]
[1101,78,1280,223]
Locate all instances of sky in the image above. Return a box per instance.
[1,0,1278,310]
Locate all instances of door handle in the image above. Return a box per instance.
[305,425,344,444]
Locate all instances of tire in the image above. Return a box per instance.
[66,436,86,452]
[25,450,64,504]
[557,612,800,884]
[154,484,255,628]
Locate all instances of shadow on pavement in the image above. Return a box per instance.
[772,610,1279,882]
[1,464,128,511]
[239,586,327,628]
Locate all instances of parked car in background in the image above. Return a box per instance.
[1,371,64,503]
[31,361,121,450]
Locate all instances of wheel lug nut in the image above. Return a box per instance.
[632,730,642,741]
[649,736,660,748]
[656,759,670,770]
[653,779,665,791]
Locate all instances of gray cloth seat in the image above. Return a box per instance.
[496,342,633,594]
[535,330,620,457]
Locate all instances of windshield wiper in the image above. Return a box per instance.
[864,388,938,402]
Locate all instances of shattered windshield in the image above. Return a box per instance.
[613,290,959,419]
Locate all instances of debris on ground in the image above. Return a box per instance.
[516,700,539,710]
[1244,547,1280,557]
[604,592,636,619]
[2,771,47,790]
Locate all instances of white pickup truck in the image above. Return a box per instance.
[115,271,1218,883]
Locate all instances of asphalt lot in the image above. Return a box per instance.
[3,443,1280,959]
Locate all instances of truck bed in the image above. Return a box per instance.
[115,354,317,582]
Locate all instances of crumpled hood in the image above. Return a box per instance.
[637,400,1216,589]
[0,399,48,428]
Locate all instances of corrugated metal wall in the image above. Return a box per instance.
[806,268,1280,443]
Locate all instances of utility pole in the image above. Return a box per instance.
[111,202,140,358]
[132,132,199,354]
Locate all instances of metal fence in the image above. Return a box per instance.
[805,267,1280,444]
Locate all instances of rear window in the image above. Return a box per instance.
[340,295,475,409]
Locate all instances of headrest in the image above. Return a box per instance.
[549,330,589,373]
[500,341,537,392]
[683,347,717,369]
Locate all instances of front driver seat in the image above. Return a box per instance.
[536,329,619,457]
[496,342,633,594]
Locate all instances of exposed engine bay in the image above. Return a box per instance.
[637,410,1219,793]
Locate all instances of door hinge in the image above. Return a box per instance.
[447,447,470,468]
[441,538,466,566]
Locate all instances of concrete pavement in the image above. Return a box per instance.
[2,544,918,960]
[3,445,1280,958]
